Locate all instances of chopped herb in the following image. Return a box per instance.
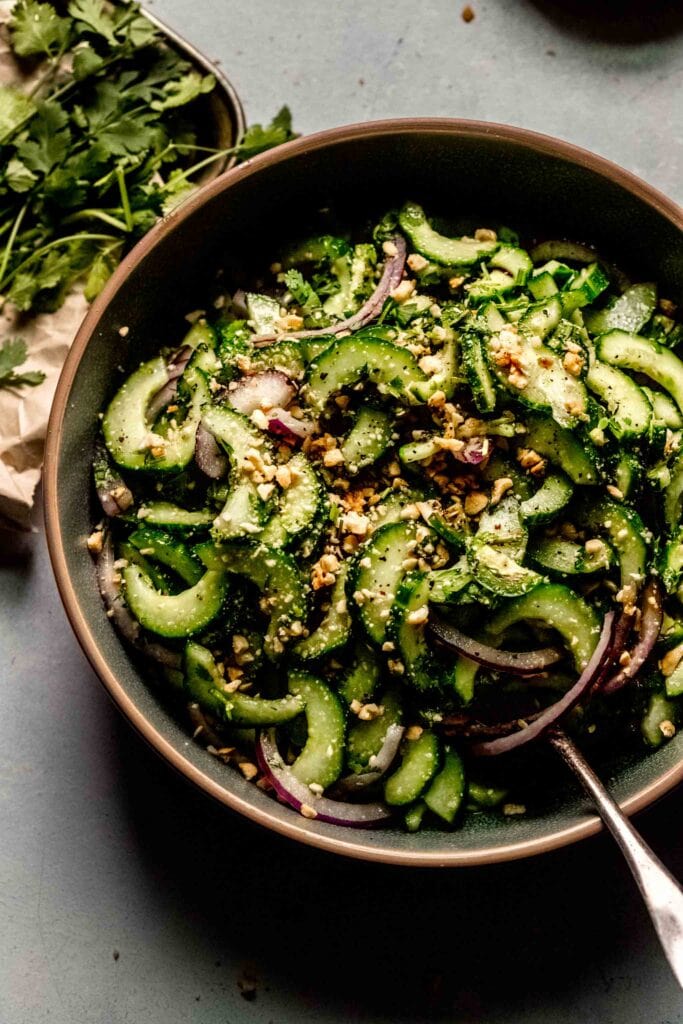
[0,337,45,388]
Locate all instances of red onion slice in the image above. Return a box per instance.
[195,423,229,479]
[227,370,296,415]
[268,408,316,440]
[429,614,563,675]
[252,235,407,347]
[455,437,490,465]
[471,612,615,757]
[333,724,405,795]
[256,729,393,827]
[602,580,662,696]
[147,345,193,422]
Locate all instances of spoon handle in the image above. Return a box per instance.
[548,728,683,989]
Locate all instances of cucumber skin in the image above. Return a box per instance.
[384,730,442,806]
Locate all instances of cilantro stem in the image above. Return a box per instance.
[0,233,119,292]
[115,166,134,233]
[0,203,29,292]
[62,209,130,232]
[159,146,237,193]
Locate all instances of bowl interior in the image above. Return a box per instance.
[46,121,683,865]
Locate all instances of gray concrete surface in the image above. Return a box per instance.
[2,1,683,1021]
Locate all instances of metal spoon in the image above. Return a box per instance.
[548,727,683,988]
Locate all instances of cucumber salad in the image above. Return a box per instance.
[90,201,683,832]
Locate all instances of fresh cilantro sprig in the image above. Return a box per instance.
[0,337,45,389]
[0,0,298,316]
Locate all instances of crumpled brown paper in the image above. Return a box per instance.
[0,5,89,530]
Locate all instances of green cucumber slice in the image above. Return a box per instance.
[519,296,562,339]
[184,642,304,725]
[346,688,403,772]
[488,583,601,671]
[304,335,428,412]
[294,563,351,661]
[521,414,598,485]
[349,520,417,644]
[664,452,683,531]
[528,536,613,576]
[576,496,647,589]
[597,330,683,416]
[202,404,272,540]
[586,360,652,438]
[461,329,497,413]
[519,471,573,524]
[398,202,499,266]
[560,263,609,314]
[584,282,657,336]
[261,453,325,548]
[660,526,683,594]
[337,643,381,706]
[128,527,203,586]
[423,746,466,824]
[197,542,307,660]
[123,563,226,638]
[384,729,441,806]
[641,692,677,748]
[246,292,280,334]
[389,572,455,692]
[469,542,543,597]
[341,406,394,473]
[135,502,215,530]
[288,670,345,788]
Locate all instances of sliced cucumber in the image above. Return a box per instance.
[197,541,307,660]
[644,388,683,429]
[467,269,516,304]
[665,660,683,699]
[529,536,613,576]
[469,541,543,597]
[475,495,527,560]
[128,527,203,586]
[528,272,559,300]
[490,245,532,286]
[613,450,642,501]
[519,295,562,339]
[560,263,609,314]
[246,292,280,334]
[123,563,227,638]
[519,471,573,524]
[584,282,657,336]
[135,502,214,530]
[184,642,304,725]
[660,527,683,594]
[598,330,683,416]
[304,335,428,412]
[384,729,441,806]
[202,404,272,540]
[488,583,601,671]
[261,453,325,548]
[337,643,381,706]
[641,692,677,748]
[294,563,351,661]
[461,329,497,414]
[349,520,417,644]
[664,452,683,532]
[346,687,403,773]
[586,360,652,439]
[389,572,454,691]
[423,746,466,824]
[486,326,588,428]
[288,670,346,788]
[428,558,472,604]
[521,414,598,485]
[341,406,394,473]
[576,496,647,589]
[398,202,499,266]
[404,801,427,832]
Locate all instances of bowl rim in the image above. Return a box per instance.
[44,116,683,867]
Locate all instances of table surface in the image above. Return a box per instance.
[2,2,683,1021]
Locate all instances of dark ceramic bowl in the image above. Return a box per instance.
[44,119,683,866]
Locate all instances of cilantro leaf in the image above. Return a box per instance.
[235,106,298,162]
[150,71,215,112]
[0,337,45,389]
[68,0,118,48]
[9,0,71,58]
[284,269,321,312]
[72,46,104,80]
[83,244,120,301]
[0,85,36,144]
[5,157,38,193]
[17,101,71,175]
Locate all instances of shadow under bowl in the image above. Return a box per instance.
[44,118,683,867]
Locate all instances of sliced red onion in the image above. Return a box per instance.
[94,439,133,517]
[227,370,296,415]
[232,288,249,317]
[470,612,614,757]
[602,579,662,696]
[96,531,141,645]
[252,235,407,347]
[429,614,563,675]
[333,724,405,795]
[195,422,228,479]
[455,437,490,465]
[147,345,193,422]
[256,729,393,827]
[268,408,316,440]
